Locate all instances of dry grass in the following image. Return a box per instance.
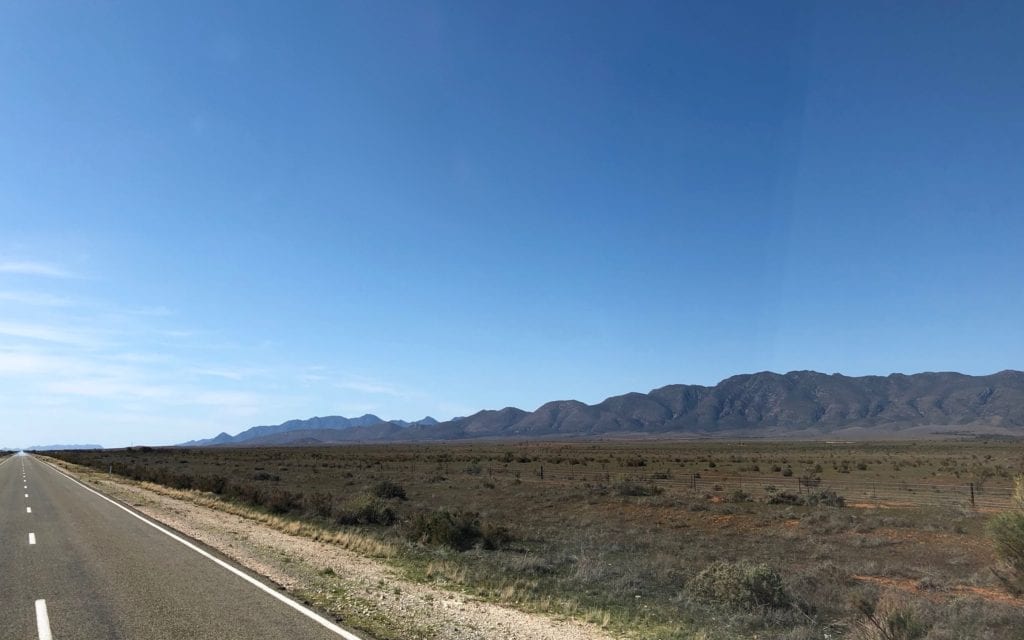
[48,439,1024,639]
[136,480,397,558]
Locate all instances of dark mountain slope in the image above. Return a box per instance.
[434,370,1024,439]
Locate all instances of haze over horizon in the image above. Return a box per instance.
[2,2,1023,449]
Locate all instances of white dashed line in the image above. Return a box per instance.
[25,493,29,498]
[27,507,32,513]
[35,599,53,640]
[29,532,36,545]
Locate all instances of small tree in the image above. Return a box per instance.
[989,475,1024,594]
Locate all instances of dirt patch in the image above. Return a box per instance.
[852,575,1024,607]
[709,514,736,526]
[849,501,920,509]
[50,461,616,640]
[870,527,989,553]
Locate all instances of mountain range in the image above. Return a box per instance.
[179,415,439,446]
[181,370,1024,446]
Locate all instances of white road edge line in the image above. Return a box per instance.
[35,599,53,640]
[29,532,36,545]
[35,457,365,640]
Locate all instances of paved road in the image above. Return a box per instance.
[0,454,366,640]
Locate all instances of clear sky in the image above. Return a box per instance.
[1,2,1022,448]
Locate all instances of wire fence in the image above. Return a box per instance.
[465,464,1016,510]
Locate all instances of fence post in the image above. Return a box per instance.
[970,482,975,508]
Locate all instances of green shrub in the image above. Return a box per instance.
[371,480,407,500]
[806,489,846,508]
[688,560,791,611]
[852,591,930,640]
[730,489,752,503]
[480,523,514,550]
[879,608,929,640]
[227,481,264,505]
[614,480,663,496]
[768,491,804,505]
[406,509,512,551]
[407,509,484,551]
[303,491,335,519]
[335,497,397,526]
[264,488,303,514]
[988,475,1024,594]
[191,474,227,494]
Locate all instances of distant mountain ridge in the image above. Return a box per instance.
[181,370,1024,446]
[179,414,439,446]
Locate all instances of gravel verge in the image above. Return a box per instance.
[46,458,617,640]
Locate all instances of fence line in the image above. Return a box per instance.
[469,464,1016,509]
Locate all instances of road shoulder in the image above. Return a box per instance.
[41,457,616,640]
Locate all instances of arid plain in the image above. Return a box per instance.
[45,439,1024,640]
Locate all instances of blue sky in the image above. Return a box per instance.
[1,2,1022,448]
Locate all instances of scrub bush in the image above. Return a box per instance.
[989,475,1024,594]
[688,560,791,611]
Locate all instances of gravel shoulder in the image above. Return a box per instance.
[45,458,617,640]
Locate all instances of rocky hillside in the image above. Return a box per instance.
[435,370,1024,438]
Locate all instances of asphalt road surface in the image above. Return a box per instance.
[0,454,367,640]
